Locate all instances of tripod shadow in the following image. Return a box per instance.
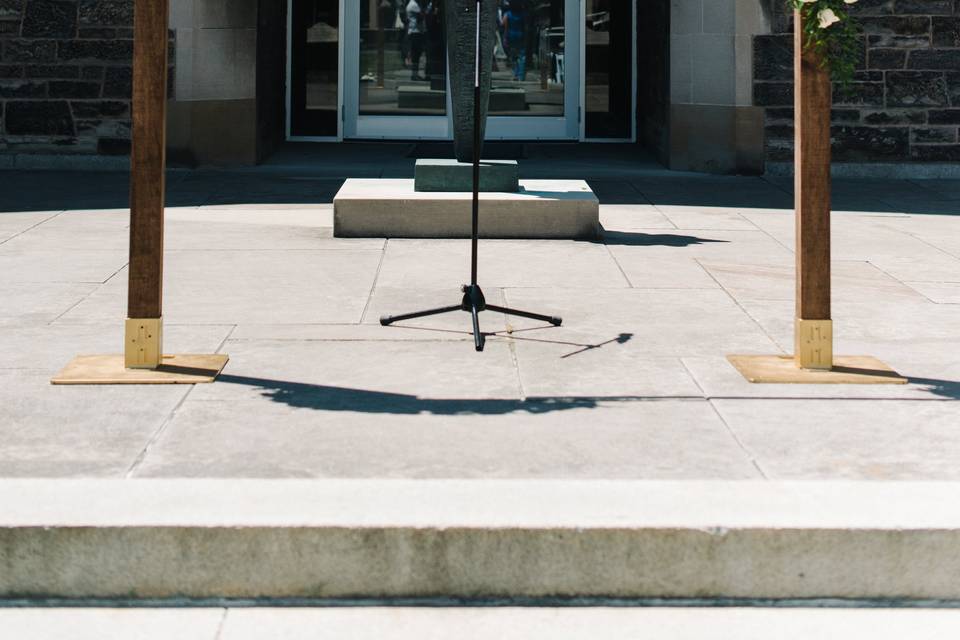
[905,376,960,400]
[217,374,646,415]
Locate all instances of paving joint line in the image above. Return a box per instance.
[124,325,236,478]
[0,210,65,247]
[212,608,229,640]
[359,239,388,324]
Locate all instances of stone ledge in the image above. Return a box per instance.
[333,179,600,239]
[3,480,960,601]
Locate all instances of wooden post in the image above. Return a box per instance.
[126,0,169,369]
[793,10,833,370]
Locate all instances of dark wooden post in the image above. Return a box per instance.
[793,10,833,370]
[125,0,169,369]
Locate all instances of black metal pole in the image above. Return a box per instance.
[470,0,481,287]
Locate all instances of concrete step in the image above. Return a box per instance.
[4,607,960,639]
[3,480,960,602]
[333,178,600,238]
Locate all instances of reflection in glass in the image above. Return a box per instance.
[491,0,565,117]
[291,0,340,136]
[585,0,632,138]
[359,0,447,116]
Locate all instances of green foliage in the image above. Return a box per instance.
[789,0,861,87]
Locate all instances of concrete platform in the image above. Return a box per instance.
[4,480,960,601]
[334,179,600,238]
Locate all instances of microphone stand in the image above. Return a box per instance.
[380,0,562,352]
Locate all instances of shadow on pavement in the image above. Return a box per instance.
[216,374,665,415]
[907,377,960,401]
[599,231,729,247]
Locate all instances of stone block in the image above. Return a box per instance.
[22,0,77,38]
[396,86,445,110]
[414,159,520,193]
[489,86,526,111]
[334,179,599,239]
[4,100,74,135]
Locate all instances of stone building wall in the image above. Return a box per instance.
[0,0,140,157]
[755,0,960,165]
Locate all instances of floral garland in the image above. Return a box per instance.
[790,0,861,86]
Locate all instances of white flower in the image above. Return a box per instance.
[818,7,840,28]
[844,0,858,4]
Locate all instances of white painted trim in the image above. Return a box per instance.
[285,0,293,141]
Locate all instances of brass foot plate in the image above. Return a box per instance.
[51,354,229,385]
[727,355,907,385]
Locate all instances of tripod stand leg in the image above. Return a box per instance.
[470,301,485,352]
[486,304,563,327]
[380,305,463,326]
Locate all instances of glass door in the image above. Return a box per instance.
[343,0,451,139]
[487,0,580,140]
[342,0,579,141]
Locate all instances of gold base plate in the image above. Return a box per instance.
[52,354,229,385]
[727,355,907,385]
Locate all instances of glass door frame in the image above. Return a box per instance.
[285,0,636,143]
[342,0,451,140]
[342,0,580,141]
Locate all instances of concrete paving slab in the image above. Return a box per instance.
[220,608,960,640]
[229,323,474,342]
[163,207,381,251]
[59,249,383,325]
[0,247,128,284]
[606,229,793,264]
[715,399,960,480]
[502,288,780,356]
[609,253,720,290]
[0,282,99,326]
[0,322,232,371]
[0,609,224,640]
[598,204,675,231]
[376,239,629,290]
[904,281,960,304]
[701,259,922,302]
[0,209,130,252]
[135,399,757,479]
[0,370,189,476]
[185,336,522,404]
[0,211,61,243]
[654,205,761,231]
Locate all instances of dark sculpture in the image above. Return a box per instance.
[444,0,497,162]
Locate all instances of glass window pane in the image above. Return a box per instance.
[290,0,340,137]
[491,0,565,117]
[359,1,447,116]
[585,0,632,138]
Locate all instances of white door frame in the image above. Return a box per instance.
[342,0,451,139]
[342,0,580,141]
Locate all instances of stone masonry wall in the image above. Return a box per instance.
[0,0,142,156]
[755,0,960,164]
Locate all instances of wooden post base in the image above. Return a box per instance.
[125,318,163,369]
[51,354,229,385]
[727,355,907,385]
[795,318,833,370]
